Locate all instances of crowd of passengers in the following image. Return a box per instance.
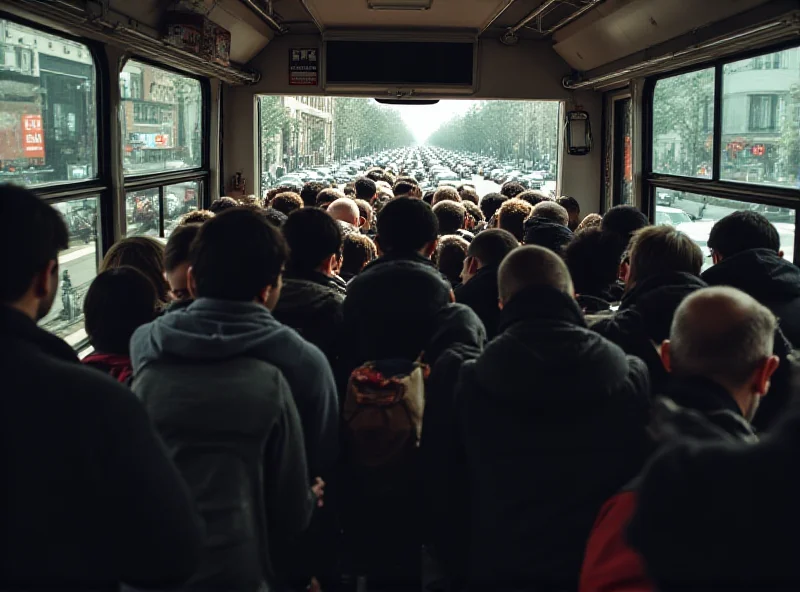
[4,166,800,592]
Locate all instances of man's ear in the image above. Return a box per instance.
[660,340,672,373]
[779,250,785,259]
[468,257,480,275]
[712,251,723,265]
[619,260,630,283]
[423,238,438,258]
[187,266,199,300]
[754,355,781,397]
[359,215,367,229]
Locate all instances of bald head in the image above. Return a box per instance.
[669,287,777,388]
[531,201,569,226]
[498,245,574,305]
[327,197,360,226]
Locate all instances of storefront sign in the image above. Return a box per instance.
[22,114,44,158]
[290,48,318,86]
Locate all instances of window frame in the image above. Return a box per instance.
[643,40,800,263]
[119,55,211,238]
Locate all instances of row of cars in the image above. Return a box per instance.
[264,146,557,194]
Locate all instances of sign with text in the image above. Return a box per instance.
[289,48,318,86]
[22,114,44,158]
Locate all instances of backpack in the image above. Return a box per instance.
[342,357,429,478]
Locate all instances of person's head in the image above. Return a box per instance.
[556,196,581,231]
[517,190,549,208]
[189,208,288,309]
[179,209,215,225]
[316,188,345,210]
[165,223,201,302]
[433,200,467,235]
[263,207,288,228]
[209,196,239,214]
[83,267,157,355]
[341,233,377,277]
[461,228,519,284]
[354,198,373,230]
[530,201,570,226]
[366,167,387,184]
[601,205,650,249]
[327,197,361,227]
[497,198,534,242]
[708,210,783,263]
[376,197,439,258]
[101,236,169,304]
[462,201,485,231]
[458,186,479,205]
[267,184,303,204]
[498,245,574,307]
[480,192,507,221]
[301,181,328,208]
[576,213,603,233]
[432,186,461,206]
[355,177,378,202]
[663,286,780,422]
[393,179,420,198]
[422,190,435,205]
[435,235,470,286]
[282,208,343,276]
[1,186,69,320]
[501,181,525,199]
[564,227,622,297]
[270,191,304,216]
[343,183,356,197]
[626,225,704,287]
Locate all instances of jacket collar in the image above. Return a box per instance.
[498,285,586,333]
[620,271,706,310]
[665,375,743,417]
[0,305,78,363]
[285,269,344,292]
[365,251,436,271]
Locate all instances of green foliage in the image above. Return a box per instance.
[428,101,560,170]
[333,98,415,159]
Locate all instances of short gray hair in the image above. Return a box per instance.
[670,286,777,387]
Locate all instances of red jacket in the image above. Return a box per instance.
[82,352,134,385]
[579,490,652,592]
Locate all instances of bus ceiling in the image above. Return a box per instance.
[0,0,792,90]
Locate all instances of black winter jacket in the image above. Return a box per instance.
[454,264,501,340]
[628,395,800,591]
[342,252,452,370]
[702,248,800,347]
[0,306,202,590]
[592,272,706,392]
[458,287,651,591]
[273,269,345,369]
[421,304,486,583]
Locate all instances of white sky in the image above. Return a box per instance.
[391,100,479,144]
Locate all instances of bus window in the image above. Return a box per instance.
[258,97,560,199]
[654,192,795,271]
[126,188,160,237]
[121,61,202,176]
[0,19,97,186]
[721,47,800,189]
[39,197,99,344]
[164,180,200,237]
[652,68,715,179]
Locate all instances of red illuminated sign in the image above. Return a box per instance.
[22,115,44,158]
[752,144,766,156]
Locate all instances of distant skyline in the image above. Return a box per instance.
[391,100,479,143]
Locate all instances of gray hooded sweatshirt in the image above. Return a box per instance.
[131,298,339,480]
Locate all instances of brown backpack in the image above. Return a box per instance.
[343,358,429,471]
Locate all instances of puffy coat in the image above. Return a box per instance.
[458,286,651,591]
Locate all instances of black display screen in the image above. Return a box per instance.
[325,41,474,86]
